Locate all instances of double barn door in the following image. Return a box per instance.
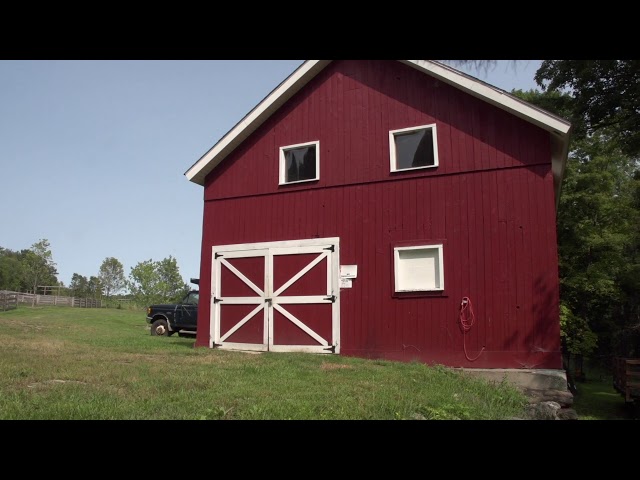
[211,238,340,354]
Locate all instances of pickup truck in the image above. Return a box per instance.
[146,279,199,337]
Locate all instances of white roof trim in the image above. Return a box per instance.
[401,61,571,136]
[185,60,330,186]
[185,60,572,195]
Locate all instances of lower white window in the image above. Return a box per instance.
[394,244,444,292]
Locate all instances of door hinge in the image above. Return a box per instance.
[324,295,336,303]
[323,344,336,353]
[215,252,223,259]
[323,245,335,252]
[213,297,223,303]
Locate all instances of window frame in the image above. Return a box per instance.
[278,140,320,185]
[389,124,439,173]
[393,243,445,293]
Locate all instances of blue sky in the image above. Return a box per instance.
[0,60,542,288]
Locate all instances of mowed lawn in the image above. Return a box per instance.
[0,306,530,420]
[571,367,638,420]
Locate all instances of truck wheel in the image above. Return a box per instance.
[151,319,169,336]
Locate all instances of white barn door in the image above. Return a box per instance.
[211,238,340,354]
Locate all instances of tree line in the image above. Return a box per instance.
[0,240,190,306]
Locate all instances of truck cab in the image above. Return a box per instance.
[146,279,199,337]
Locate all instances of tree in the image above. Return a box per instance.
[441,60,498,74]
[535,60,640,158]
[0,247,24,291]
[69,273,89,298]
[510,88,577,127]
[98,257,126,298]
[127,256,188,306]
[557,131,639,357]
[156,256,189,302]
[559,303,598,357]
[21,239,58,294]
[87,276,103,300]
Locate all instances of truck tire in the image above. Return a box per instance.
[150,319,169,336]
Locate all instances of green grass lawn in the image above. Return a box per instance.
[571,368,637,420]
[0,305,528,420]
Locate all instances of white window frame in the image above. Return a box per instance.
[389,124,439,172]
[279,140,320,185]
[393,244,444,292]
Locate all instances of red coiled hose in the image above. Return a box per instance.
[460,296,485,362]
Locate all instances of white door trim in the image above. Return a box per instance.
[272,250,329,297]
[219,258,265,296]
[210,248,269,349]
[210,237,340,354]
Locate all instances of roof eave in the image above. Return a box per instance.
[401,60,571,137]
[186,59,572,194]
[552,126,573,211]
[185,60,331,186]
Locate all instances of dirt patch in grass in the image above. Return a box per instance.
[96,350,241,366]
[1,320,47,331]
[27,379,88,389]
[0,336,69,354]
[320,362,352,371]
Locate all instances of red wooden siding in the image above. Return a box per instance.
[195,60,562,369]
[204,60,550,201]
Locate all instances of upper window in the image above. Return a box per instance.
[389,124,439,172]
[279,141,320,185]
[394,244,444,292]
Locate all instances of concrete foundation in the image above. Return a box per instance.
[457,368,569,392]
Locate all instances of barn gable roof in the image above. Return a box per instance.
[185,60,571,204]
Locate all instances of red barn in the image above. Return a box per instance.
[185,60,571,370]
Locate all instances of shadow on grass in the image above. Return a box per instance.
[572,373,637,420]
[167,334,197,349]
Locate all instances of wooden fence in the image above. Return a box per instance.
[0,291,102,308]
[0,291,18,311]
[613,357,640,402]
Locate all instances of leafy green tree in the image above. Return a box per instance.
[510,88,577,127]
[69,273,90,298]
[127,260,157,306]
[535,60,640,158]
[0,247,24,291]
[87,276,103,300]
[21,239,58,294]
[98,257,126,298]
[615,169,640,356]
[557,132,639,356]
[127,256,188,306]
[441,60,498,73]
[156,256,189,302]
[559,303,598,357]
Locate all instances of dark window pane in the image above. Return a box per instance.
[394,128,434,170]
[285,146,317,182]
